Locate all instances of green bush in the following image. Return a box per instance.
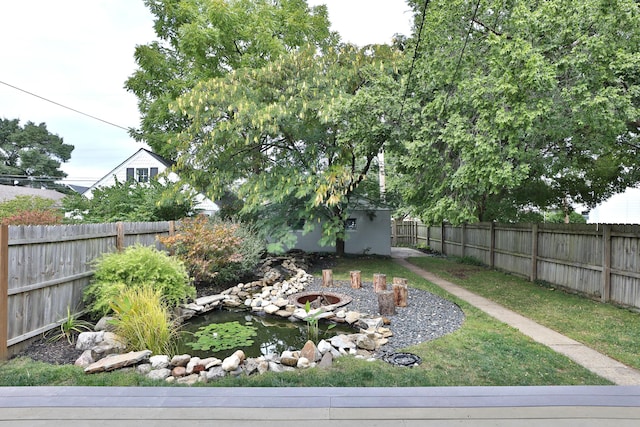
[83,245,194,319]
[159,216,265,287]
[109,285,179,355]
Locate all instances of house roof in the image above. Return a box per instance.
[0,185,67,203]
[83,148,173,196]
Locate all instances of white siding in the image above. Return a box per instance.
[286,209,391,255]
[588,187,640,224]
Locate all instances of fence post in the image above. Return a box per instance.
[461,223,466,258]
[602,224,612,303]
[441,222,446,255]
[489,222,496,268]
[530,223,538,282]
[0,224,8,360]
[116,222,125,251]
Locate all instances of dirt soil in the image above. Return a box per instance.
[13,334,84,365]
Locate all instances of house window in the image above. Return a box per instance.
[126,167,159,183]
[345,218,357,231]
[137,168,149,183]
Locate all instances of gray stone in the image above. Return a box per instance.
[356,334,377,351]
[257,360,269,375]
[147,368,171,381]
[204,367,227,381]
[94,316,115,332]
[75,331,105,350]
[149,355,170,369]
[186,357,203,374]
[330,334,356,349]
[171,354,191,367]
[243,358,260,375]
[296,357,311,369]
[357,317,384,331]
[74,349,94,367]
[344,311,361,324]
[84,350,152,374]
[222,354,241,372]
[195,294,226,306]
[317,339,333,354]
[263,304,280,315]
[318,352,333,368]
[202,357,222,369]
[176,374,200,385]
[136,363,152,375]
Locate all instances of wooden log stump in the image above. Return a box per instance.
[322,269,333,287]
[377,290,396,316]
[350,271,362,289]
[373,273,387,292]
[393,283,408,307]
[393,277,408,286]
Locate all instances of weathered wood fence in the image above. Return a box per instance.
[0,221,174,359]
[392,220,640,310]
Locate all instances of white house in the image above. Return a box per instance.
[587,186,640,224]
[285,207,392,256]
[83,148,219,215]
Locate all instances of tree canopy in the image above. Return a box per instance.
[173,44,402,253]
[125,0,336,160]
[393,0,640,223]
[128,0,402,254]
[0,118,73,190]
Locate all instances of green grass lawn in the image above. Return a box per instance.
[0,255,617,386]
[408,255,640,371]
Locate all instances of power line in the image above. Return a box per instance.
[441,0,483,116]
[0,79,131,131]
[398,0,430,119]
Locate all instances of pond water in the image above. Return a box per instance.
[177,309,355,360]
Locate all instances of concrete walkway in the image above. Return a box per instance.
[391,247,640,386]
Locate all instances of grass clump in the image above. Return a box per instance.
[83,244,194,320]
[109,285,180,355]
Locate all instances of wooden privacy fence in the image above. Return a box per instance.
[391,220,640,310]
[0,221,175,359]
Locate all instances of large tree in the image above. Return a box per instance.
[172,44,402,254]
[125,0,336,160]
[393,0,640,223]
[0,118,73,189]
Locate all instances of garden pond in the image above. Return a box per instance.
[177,308,355,360]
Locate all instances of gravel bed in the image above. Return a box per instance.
[304,277,465,356]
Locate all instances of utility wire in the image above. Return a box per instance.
[0,80,131,131]
[440,0,483,117]
[398,0,430,119]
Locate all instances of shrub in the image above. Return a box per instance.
[109,285,179,355]
[160,215,265,286]
[83,245,194,320]
[0,195,63,225]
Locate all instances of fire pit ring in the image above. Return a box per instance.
[383,352,422,367]
[290,291,352,309]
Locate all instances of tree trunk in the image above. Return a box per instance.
[322,269,333,287]
[373,274,387,292]
[393,283,408,307]
[336,237,345,256]
[350,271,362,289]
[377,291,396,316]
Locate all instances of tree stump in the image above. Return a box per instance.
[373,273,387,292]
[393,283,408,307]
[322,269,333,287]
[350,271,362,289]
[377,290,396,316]
[392,277,408,286]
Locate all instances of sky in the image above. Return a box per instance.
[0,0,414,187]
